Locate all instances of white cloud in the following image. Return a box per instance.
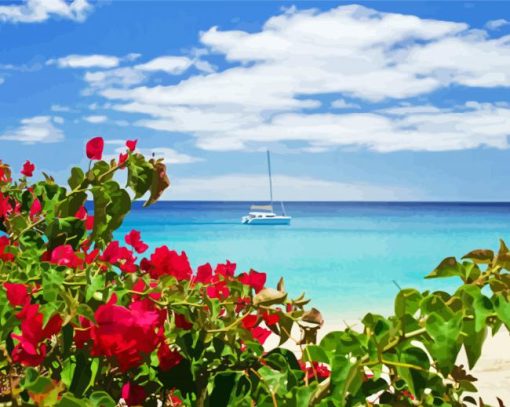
[84,5,510,153]
[105,145,200,165]
[138,147,202,164]
[53,54,120,69]
[331,99,360,109]
[84,115,107,124]
[0,0,92,24]
[136,56,194,74]
[0,116,64,143]
[486,19,509,31]
[51,104,72,112]
[84,68,146,90]
[166,174,417,201]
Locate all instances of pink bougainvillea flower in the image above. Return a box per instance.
[0,192,13,218]
[0,236,15,262]
[121,382,146,407]
[299,361,331,381]
[91,296,164,372]
[74,316,93,349]
[50,245,82,268]
[157,342,183,372]
[75,207,95,230]
[20,160,35,177]
[235,297,251,313]
[242,314,258,329]
[100,241,137,273]
[215,260,236,278]
[238,269,266,293]
[206,280,230,300]
[86,137,104,160]
[250,326,271,345]
[118,152,128,167]
[11,303,62,367]
[262,311,279,326]
[126,139,137,152]
[195,263,213,284]
[125,230,148,254]
[4,283,28,307]
[75,206,87,220]
[29,198,42,219]
[174,313,192,330]
[144,246,192,281]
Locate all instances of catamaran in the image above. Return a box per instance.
[241,151,292,225]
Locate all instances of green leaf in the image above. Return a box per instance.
[462,249,494,264]
[395,346,430,398]
[68,167,85,190]
[494,294,510,330]
[425,312,463,375]
[57,393,90,407]
[462,319,487,369]
[21,368,53,393]
[426,257,464,279]
[395,289,422,318]
[88,391,116,407]
[127,153,153,199]
[70,351,92,397]
[302,345,329,364]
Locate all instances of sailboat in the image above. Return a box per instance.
[241,151,292,225]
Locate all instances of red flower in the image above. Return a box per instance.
[242,314,258,329]
[144,246,192,281]
[215,260,236,277]
[74,316,93,349]
[0,193,13,218]
[299,361,331,381]
[29,198,42,219]
[50,245,81,268]
[157,342,183,372]
[126,139,137,152]
[75,206,87,220]
[262,311,279,326]
[125,230,148,254]
[206,281,230,300]
[235,297,251,313]
[119,152,128,167]
[239,269,266,293]
[0,236,14,262]
[86,137,104,160]
[21,160,35,177]
[195,263,213,284]
[174,313,192,330]
[4,283,28,307]
[121,382,146,407]
[250,326,271,345]
[91,296,164,371]
[100,241,136,272]
[11,304,62,367]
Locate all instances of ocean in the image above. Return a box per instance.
[118,201,510,322]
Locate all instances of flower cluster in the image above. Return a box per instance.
[0,139,317,406]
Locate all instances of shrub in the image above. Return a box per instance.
[0,138,508,406]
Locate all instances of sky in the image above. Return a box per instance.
[2,0,510,201]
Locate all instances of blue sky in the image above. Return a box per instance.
[2,1,510,201]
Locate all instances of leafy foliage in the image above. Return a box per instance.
[0,140,508,406]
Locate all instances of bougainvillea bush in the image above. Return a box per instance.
[0,138,509,406]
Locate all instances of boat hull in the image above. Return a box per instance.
[242,216,291,225]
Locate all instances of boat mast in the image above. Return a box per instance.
[267,150,273,207]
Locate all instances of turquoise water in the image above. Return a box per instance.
[117,202,510,321]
